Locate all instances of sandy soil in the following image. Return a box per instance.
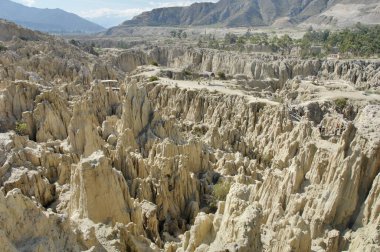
[158,78,278,105]
[297,80,380,104]
[131,66,278,105]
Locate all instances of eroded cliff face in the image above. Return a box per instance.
[0,35,120,88]
[0,22,379,252]
[112,47,380,90]
[0,76,379,251]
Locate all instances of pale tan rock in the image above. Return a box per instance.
[121,82,152,137]
[2,168,55,207]
[33,90,72,142]
[0,189,80,251]
[0,25,379,251]
[68,101,105,157]
[69,151,140,226]
[209,184,262,252]
[111,46,380,89]
[0,81,39,130]
[141,200,162,246]
[182,212,214,252]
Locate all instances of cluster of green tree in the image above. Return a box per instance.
[252,33,294,54]
[198,24,380,58]
[300,24,380,57]
[169,30,188,39]
[199,32,295,53]
[197,34,218,48]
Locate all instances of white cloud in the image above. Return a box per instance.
[22,0,36,7]
[79,1,219,20]
[79,8,150,19]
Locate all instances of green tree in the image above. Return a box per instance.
[224,33,238,44]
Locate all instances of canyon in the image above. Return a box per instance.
[0,20,379,252]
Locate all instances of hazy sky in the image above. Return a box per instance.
[13,0,218,27]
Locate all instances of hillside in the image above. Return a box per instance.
[0,0,104,34]
[121,0,380,28]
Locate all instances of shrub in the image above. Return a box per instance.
[217,71,226,80]
[149,76,159,82]
[0,44,7,52]
[334,98,348,111]
[182,69,192,76]
[15,121,28,135]
[212,180,231,201]
[209,180,232,212]
[150,61,159,66]
[69,39,80,46]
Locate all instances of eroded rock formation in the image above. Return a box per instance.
[112,47,380,90]
[0,21,379,252]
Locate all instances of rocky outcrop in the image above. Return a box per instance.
[0,22,119,88]
[0,19,44,42]
[113,47,380,90]
[68,100,105,157]
[180,184,263,252]
[0,23,379,252]
[32,90,72,142]
[0,70,379,252]
[0,81,39,131]
[69,151,141,226]
[0,189,80,251]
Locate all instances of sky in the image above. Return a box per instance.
[13,0,218,28]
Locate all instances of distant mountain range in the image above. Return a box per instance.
[122,0,380,28]
[0,0,105,34]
